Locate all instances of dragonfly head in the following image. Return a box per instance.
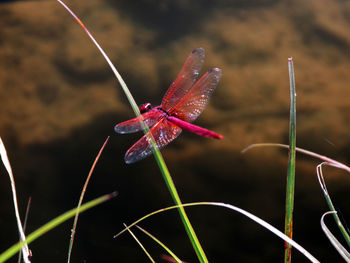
[139,103,152,113]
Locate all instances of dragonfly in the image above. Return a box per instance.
[115,47,223,164]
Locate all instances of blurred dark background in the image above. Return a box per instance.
[1,0,350,262]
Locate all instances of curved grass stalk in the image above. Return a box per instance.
[135,225,183,263]
[0,137,30,263]
[243,144,350,250]
[0,192,116,263]
[321,211,350,262]
[114,202,320,263]
[242,143,350,173]
[67,137,110,263]
[56,1,208,262]
[123,223,155,263]
[18,197,32,263]
[317,163,350,248]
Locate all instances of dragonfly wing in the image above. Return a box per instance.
[161,48,205,111]
[114,109,163,134]
[124,118,182,164]
[168,68,222,122]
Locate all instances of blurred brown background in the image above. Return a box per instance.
[1,0,350,262]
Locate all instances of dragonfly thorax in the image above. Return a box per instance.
[139,103,152,113]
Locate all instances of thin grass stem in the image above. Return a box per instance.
[115,202,320,263]
[284,57,296,262]
[56,1,208,262]
[18,197,32,263]
[321,211,350,262]
[123,223,155,263]
[0,137,30,263]
[242,143,350,173]
[317,163,350,248]
[135,225,183,263]
[243,143,350,248]
[0,192,116,263]
[67,137,110,263]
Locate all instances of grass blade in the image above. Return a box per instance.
[0,137,30,263]
[317,163,350,248]
[0,192,116,263]
[243,143,350,248]
[152,154,207,262]
[18,197,32,263]
[123,223,155,263]
[56,1,208,262]
[67,137,110,263]
[284,57,296,262]
[321,211,350,262]
[135,225,183,263]
[115,202,320,263]
[242,143,350,173]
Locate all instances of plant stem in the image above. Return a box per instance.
[284,58,296,263]
[67,137,110,263]
[317,163,350,249]
[0,193,116,263]
[153,150,208,263]
[56,2,209,261]
[116,202,320,263]
[0,137,30,263]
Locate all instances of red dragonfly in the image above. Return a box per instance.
[115,47,223,164]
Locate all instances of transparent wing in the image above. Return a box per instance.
[114,109,163,134]
[161,48,205,111]
[168,68,222,123]
[124,118,182,164]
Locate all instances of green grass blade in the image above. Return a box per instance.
[243,143,350,250]
[152,150,208,263]
[317,163,350,248]
[284,57,296,263]
[135,225,183,263]
[123,223,156,263]
[243,143,350,254]
[115,202,320,263]
[321,211,350,261]
[56,1,208,262]
[0,192,116,263]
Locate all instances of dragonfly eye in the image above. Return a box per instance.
[139,103,152,113]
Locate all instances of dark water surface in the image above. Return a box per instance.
[1,0,350,262]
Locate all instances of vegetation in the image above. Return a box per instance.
[1,1,350,262]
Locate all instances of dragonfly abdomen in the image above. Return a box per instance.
[167,116,223,139]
